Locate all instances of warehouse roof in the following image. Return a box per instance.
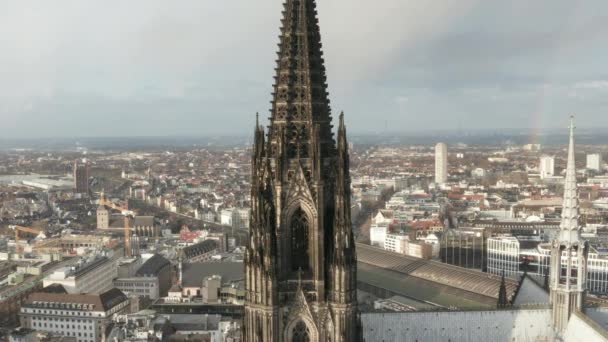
[357,243,519,304]
[182,240,218,260]
[136,254,170,277]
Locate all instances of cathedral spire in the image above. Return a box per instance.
[550,115,589,335]
[559,115,580,242]
[338,112,347,149]
[334,111,354,257]
[245,1,361,340]
[268,0,334,160]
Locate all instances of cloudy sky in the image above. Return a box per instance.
[1,0,607,138]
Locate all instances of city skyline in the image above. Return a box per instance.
[2,1,608,341]
[1,1,608,138]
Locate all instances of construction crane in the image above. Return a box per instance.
[99,191,135,257]
[11,225,44,252]
[12,225,43,243]
[99,190,133,215]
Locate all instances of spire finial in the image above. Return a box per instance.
[559,114,580,240]
[338,111,347,143]
[267,0,333,150]
[569,115,575,139]
[256,112,259,128]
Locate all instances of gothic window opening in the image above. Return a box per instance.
[292,321,310,342]
[291,208,310,271]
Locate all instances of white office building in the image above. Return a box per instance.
[19,288,129,342]
[370,223,388,249]
[113,254,172,300]
[435,143,448,184]
[42,257,117,295]
[587,154,603,171]
[220,209,233,226]
[539,155,555,179]
[384,234,409,254]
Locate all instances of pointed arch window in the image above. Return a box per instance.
[292,321,310,342]
[291,208,310,271]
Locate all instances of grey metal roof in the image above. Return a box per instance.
[362,309,555,342]
[73,257,110,277]
[25,288,127,312]
[357,243,519,301]
[182,240,218,259]
[99,288,129,311]
[182,262,243,287]
[135,254,170,277]
[358,262,495,309]
[40,283,68,294]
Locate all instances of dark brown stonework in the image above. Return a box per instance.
[244,0,361,341]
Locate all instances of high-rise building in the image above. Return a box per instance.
[550,117,589,334]
[73,160,90,195]
[539,155,555,179]
[244,0,362,340]
[587,153,603,171]
[435,142,448,184]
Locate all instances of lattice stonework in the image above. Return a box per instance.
[292,321,311,342]
[244,0,362,341]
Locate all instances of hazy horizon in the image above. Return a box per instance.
[2,1,608,138]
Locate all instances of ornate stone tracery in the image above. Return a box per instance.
[292,321,311,342]
[550,117,589,335]
[290,208,310,271]
[244,0,361,341]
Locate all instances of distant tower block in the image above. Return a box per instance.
[540,155,555,179]
[435,143,448,184]
[587,153,603,171]
[73,160,90,195]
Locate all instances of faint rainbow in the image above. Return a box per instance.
[528,3,581,145]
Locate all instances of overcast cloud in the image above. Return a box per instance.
[1,0,607,137]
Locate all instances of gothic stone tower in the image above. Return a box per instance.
[243,0,362,341]
[550,116,589,334]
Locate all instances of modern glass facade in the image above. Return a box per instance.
[487,235,608,294]
[487,236,520,277]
